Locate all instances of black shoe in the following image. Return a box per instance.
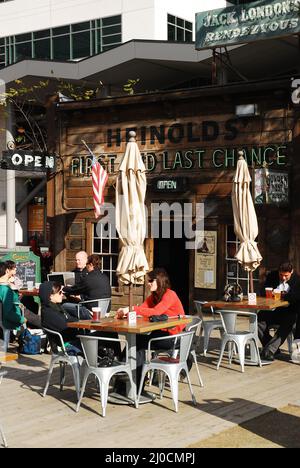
[260,349,275,361]
[275,349,281,357]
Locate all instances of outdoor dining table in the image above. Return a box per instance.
[203,297,290,365]
[68,315,191,404]
[18,288,40,297]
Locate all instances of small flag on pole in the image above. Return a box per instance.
[81,140,108,219]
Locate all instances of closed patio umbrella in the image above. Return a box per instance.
[116,131,149,309]
[232,151,262,293]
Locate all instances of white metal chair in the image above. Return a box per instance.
[184,315,204,387]
[0,370,8,448]
[42,328,83,399]
[76,335,137,417]
[76,298,111,319]
[137,331,197,412]
[216,310,262,373]
[194,300,224,356]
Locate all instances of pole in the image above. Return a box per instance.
[6,104,16,249]
[249,271,254,294]
[129,282,133,312]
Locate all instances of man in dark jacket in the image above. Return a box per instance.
[258,262,300,361]
[72,251,88,285]
[63,254,111,319]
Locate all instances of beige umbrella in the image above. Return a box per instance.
[116,131,149,309]
[232,151,262,293]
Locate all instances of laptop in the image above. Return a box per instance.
[47,272,75,287]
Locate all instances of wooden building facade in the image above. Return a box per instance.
[47,77,300,313]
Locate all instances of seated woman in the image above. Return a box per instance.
[117,268,186,393]
[4,260,41,328]
[0,261,26,332]
[40,281,121,359]
[62,254,111,320]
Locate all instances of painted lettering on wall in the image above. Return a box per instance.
[70,145,288,177]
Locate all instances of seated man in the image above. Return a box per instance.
[62,254,111,319]
[73,251,88,285]
[258,262,300,361]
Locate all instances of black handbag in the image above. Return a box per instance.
[149,314,168,322]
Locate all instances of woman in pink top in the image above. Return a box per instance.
[117,268,186,394]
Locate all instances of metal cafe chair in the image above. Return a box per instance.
[75,298,111,319]
[194,300,224,356]
[76,335,137,417]
[0,370,8,448]
[216,309,262,373]
[42,328,83,400]
[137,331,197,412]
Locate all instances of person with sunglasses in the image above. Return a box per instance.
[116,268,186,394]
[40,281,82,351]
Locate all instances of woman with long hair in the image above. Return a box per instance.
[117,268,186,394]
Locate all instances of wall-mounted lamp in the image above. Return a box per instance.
[235,104,259,117]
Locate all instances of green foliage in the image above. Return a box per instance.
[123,78,140,95]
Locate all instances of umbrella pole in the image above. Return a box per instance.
[129,282,133,312]
[249,271,254,294]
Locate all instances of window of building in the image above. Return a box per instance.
[226,225,259,293]
[1,14,122,67]
[167,14,193,42]
[93,223,119,287]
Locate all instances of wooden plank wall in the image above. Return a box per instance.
[49,85,297,306]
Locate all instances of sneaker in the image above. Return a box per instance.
[260,349,275,361]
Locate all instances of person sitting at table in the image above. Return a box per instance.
[40,281,121,360]
[39,281,83,353]
[258,262,300,361]
[0,262,27,335]
[0,261,41,330]
[116,268,186,395]
[73,251,89,285]
[62,254,111,319]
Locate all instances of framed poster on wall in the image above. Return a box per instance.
[194,231,217,289]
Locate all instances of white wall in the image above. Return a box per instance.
[0,0,226,40]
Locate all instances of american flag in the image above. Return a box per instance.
[81,140,108,219]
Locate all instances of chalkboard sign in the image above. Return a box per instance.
[0,251,41,286]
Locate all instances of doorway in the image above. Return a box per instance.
[154,221,190,312]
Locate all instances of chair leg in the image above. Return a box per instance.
[184,365,197,406]
[191,350,204,387]
[167,370,179,413]
[76,372,90,413]
[59,362,66,392]
[217,338,229,370]
[43,359,55,397]
[252,339,262,367]
[236,341,245,373]
[287,332,294,355]
[0,422,8,448]
[100,379,109,418]
[71,362,81,400]
[203,326,210,356]
[137,368,148,408]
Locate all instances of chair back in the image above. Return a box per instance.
[194,300,215,321]
[185,315,202,334]
[217,310,257,334]
[43,327,67,355]
[77,298,111,318]
[79,335,128,368]
[161,331,194,364]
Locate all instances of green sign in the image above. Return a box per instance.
[0,251,41,286]
[196,0,300,50]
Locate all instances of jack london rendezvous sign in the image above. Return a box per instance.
[196,0,300,50]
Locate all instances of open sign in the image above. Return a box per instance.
[1,150,56,172]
